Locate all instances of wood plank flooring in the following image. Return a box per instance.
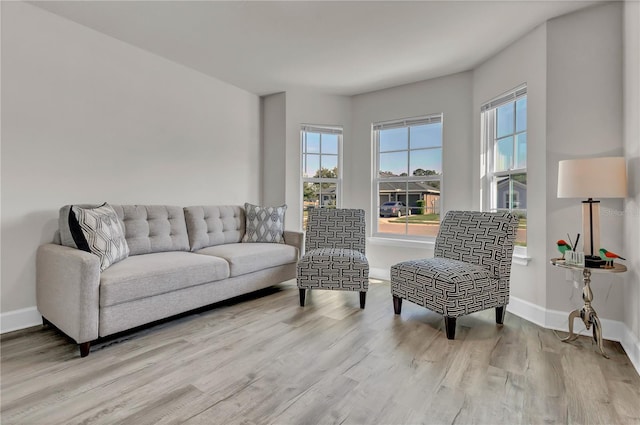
[2,279,639,425]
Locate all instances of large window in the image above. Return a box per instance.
[481,86,527,247]
[301,125,342,229]
[374,114,443,238]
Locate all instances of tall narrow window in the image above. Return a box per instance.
[301,125,342,229]
[374,114,443,238]
[481,85,527,248]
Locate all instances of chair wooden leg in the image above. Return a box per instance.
[299,288,306,307]
[359,292,366,309]
[42,316,51,326]
[496,306,506,325]
[444,317,456,340]
[79,342,91,358]
[393,296,402,314]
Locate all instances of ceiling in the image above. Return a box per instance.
[31,1,602,96]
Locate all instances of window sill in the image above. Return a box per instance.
[368,236,436,250]
[369,237,530,265]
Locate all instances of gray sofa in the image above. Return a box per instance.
[36,205,302,357]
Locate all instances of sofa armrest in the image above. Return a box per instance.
[36,244,100,344]
[283,230,304,258]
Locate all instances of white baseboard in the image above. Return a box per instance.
[508,295,640,375]
[506,296,547,328]
[369,267,391,281]
[507,296,626,342]
[620,325,640,376]
[1,307,42,334]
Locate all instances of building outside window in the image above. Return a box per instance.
[373,114,443,238]
[301,125,342,229]
[481,85,527,248]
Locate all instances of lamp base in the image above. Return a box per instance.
[585,255,605,268]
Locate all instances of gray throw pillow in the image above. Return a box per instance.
[242,203,287,243]
[59,202,130,271]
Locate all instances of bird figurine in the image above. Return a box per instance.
[557,240,572,259]
[599,248,626,269]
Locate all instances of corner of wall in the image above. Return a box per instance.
[623,0,640,353]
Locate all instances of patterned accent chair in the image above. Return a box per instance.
[297,208,369,308]
[390,211,519,339]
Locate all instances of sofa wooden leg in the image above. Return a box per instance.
[359,292,366,309]
[393,296,402,315]
[496,306,506,325]
[42,316,51,327]
[444,317,456,340]
[299,288,306,307]
[79,342,91,358]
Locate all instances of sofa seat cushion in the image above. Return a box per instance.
[100,252,229,307]
[196,243,297,277]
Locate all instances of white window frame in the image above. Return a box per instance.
[372,114,443,240]
[301,124,343,229]
[481,85,527,257]
[504,191,520,209]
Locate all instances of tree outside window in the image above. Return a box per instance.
[301,125,341,229]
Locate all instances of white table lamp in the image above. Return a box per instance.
[557,157,627,267]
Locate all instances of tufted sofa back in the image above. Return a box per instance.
[183,205,245,251]
[54,204,248,255]
[111,205,190,255]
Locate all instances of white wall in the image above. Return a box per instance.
[545,3,625,322]
[623,0,640,353]
[472,3,626,326]
[1,2,260,318]
[350,72,473,274]
[472,23,548,306]
[261,93,287,206]
[261,90,351,231]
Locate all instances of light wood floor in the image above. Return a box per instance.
[2,280,639,425]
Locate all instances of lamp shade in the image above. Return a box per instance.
[557,157,627,199]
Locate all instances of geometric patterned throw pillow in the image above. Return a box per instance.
[67,203,130,271]
[242,202,287,244]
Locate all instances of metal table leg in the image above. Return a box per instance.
[561,268,608,358]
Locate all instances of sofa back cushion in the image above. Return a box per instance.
[184,206,245,251]
[111,205,190,255]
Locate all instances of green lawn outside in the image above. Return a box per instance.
[388,213,440,224]
[388,214,527,229]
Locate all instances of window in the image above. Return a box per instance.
[301,125,342,229]
[481,86,527,248]
[374,114,443,238]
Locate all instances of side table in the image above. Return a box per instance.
[550,258,627,358]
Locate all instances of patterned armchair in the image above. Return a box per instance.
[390,211,519,339]
[297,208,369,308]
